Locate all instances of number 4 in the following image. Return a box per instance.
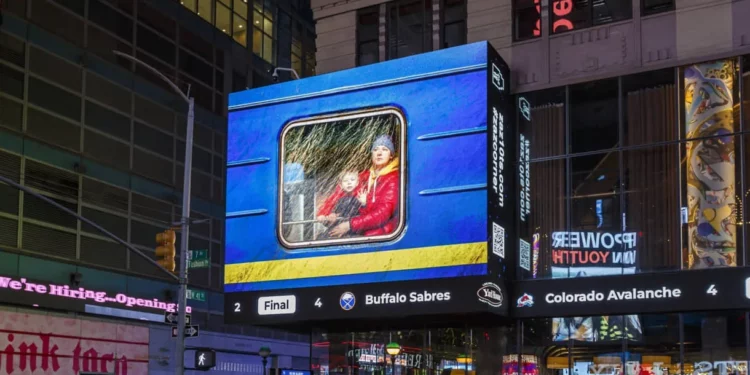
[707,285,718,296]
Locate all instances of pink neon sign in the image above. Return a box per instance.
[0,276,192,313]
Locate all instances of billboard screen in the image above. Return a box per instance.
[224,42,514,324]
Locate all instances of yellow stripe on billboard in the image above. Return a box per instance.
[225,242,487,284]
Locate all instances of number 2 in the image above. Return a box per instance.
[234,302,241,312]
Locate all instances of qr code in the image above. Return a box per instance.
[492,222,505,258]
[519,239,531,271]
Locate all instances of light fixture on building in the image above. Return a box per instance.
[386,343,401,375]
[259,346,271,375]
[70,272,82,287]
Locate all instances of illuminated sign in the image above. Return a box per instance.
[514,266,750,318]
[0,275,191,313]
[550,231,637,267]
[551,0,574,33]
[531,234,540,278]
[282,370,312,375]
[519,134,530,222]
[225,42,514,324]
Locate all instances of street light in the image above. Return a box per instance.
[113,50,195,375]
[386,342,401,375]
[259,346,272,375]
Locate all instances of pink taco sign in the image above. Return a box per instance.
[0,311,149,374]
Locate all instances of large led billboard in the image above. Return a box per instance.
[224,42,514,325]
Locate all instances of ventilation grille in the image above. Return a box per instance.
[22,222,76,258]
[131,193,173,224]
[23,194,78,229]
[25,160,79,198]
[129,219,163,248]
[80,235,127,270]
[132,149,173,186]
[0,217,18,247]
[128,248,170,280]
[0,96,23,131]
[81,207,128,239]
[82,178,128,213]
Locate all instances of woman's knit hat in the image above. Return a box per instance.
[371,135,395,154]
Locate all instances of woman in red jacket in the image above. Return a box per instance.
[329,135,400,238]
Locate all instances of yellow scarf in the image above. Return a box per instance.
[367,158,399,201]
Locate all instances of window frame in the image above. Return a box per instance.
[549,0,633,36]
[440,0,467,49]
[252,0,276,64]
[385,0,433,60]
[356,6,380,66]
[512,0,541,41]
[277,107,408,249]
[641,0,675,16]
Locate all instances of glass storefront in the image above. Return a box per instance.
[311,312,749,375]
[517,56,750,281]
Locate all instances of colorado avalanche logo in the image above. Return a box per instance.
[517,293,534,307]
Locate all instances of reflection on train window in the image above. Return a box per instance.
[278,108,406,249]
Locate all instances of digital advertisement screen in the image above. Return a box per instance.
[224,42,514,324]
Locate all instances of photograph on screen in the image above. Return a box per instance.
[278,107,406,249]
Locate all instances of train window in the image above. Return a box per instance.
[278,107,407,249]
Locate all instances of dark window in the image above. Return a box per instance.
[24,194,78,228]
[83,129,131,170]
[134,51,177,93]
[179,74,213,111]
[0,97,23,131]
[387,0,433,59]
[133,148,173,185]
[179,49,213,86]
[52,0,85,15]
[134,96,174,133]
[137,0,176,38]
[180,28,213,61]
[26,108,81,151]
[31,0,84,47]
[232,70,247,92]
[82,177,129,213]
[0,65,24,99]
[642,0,673,16]
[216,69,225,92]
[29,47,82,91]
[513,0,541,40]
[356,6,379,66]
[3,0,27,18]
[87,25,133,70]
[0,32,26,68]
[442,0,466,48]
[28,77,82,121]
[569,78,619,153]
[88,0,133,41]
[86,73,132,114]
[137,25,176,65]
[85,101,131,140]
[550,0,632,34]
[135,122,173,158]
[25,160,79,198]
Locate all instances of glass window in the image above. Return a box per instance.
[642,0,674,16]
[550,0,631,34]
[622,68,676,146]
[251,3,275,64]
[180,27,213,61]
[623,144,680,272]
[387,0,432,59]
[137,0,176,38]
[279,108,405,248]
[569,78,619,153]
[217,3,232,34]
[233,14,248,46]
[28,77,82,121]
[88,0,133,41]
[0,64,25,99]
[442,0,466,48]
[235,0,248,17]
[85,100,131,140]
[514,0,541,40]
[137,25,176,64]
[182,0,197,13]
[683,311,747,375]
[32,0,84,47]
[357,6,380,66]
[197,0,213,23]
[179,49,213,86]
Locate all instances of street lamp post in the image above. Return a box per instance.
[260,346,272,375]
[113,50,195,375]
[386,343,402,375]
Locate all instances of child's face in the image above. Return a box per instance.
[340,173,359,192]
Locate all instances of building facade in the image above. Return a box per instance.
[307,2,750,375]
[0,0,315,371]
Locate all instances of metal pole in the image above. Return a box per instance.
[0,174,179,281]
[112,50,194,375]
[176,97,195,375]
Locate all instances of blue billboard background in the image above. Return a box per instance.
[225,42,492,293]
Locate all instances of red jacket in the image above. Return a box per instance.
[350,169,400,236]
[317,186,349,217]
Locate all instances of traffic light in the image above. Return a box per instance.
[156,229,176,272]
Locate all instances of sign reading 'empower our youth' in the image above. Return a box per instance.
[551,231,638,266]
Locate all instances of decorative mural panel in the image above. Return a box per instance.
[684,60,737,269]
